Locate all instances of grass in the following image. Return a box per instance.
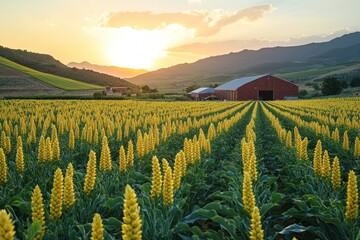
[275,62,360,81]
[0,56,103,90]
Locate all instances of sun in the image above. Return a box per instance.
[106,27,166,70]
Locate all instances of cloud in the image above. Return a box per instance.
[187,0,202,4]
[102,5,272,37]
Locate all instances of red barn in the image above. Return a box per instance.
[188,87,216,100]
[215,74,298,100]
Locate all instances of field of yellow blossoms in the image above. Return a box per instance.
[0,98,359,239]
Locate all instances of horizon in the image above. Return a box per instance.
[1,0,360,71]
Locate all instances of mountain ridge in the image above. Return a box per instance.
[0,46,138,89]
[67,61,148,79]
[129,32,360,90]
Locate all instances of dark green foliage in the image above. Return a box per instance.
[93,91,107,99]
[321,76,343,95]
[299,89,308,98]
[350,76,360,87]
[141,85,158,93]
[313,83,320,91]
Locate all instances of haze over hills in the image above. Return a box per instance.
[0,46,138,89]
[129,32,360,90]
[68,61,148,79]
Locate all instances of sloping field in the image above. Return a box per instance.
[0,56,102,90]
[275,63,360,81]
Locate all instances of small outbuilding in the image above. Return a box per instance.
[188,87,216,101]
[215,74,298,100]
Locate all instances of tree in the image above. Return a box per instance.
[299,89,308,98]
[141,85,158,93]
[321,76,343,96]
[312,83,320,91]
[340,80,348,89]
[350,76,360,87]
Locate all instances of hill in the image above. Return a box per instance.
[0,56,102,90]
[67,61,148,79]
[129,32,360,90]
[0,46,138,90]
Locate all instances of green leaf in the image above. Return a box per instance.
[278,223,320,235]
[103,217,122,232]
[294,199,309,211]
[24,220,42,240]
[260,203,277,216]
[102,197,123,210]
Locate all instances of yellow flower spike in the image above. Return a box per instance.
[301,137,308,161]
[150,156,162,199]
[343,131,349,151]
[69,129,75,151]
[122,185,142,240]
[16,146,24,173]
[249,154,258,182]
[173,152,182,190]
[100,136,112,172]
[94,129,99,145]
[313,140,322,175]
[37,136,46,163]
[64,174,75,209]
[285,131,292,148]
[179,150,187,177]
[136,134,143,159]
[242,172,255,214]
[119,146,127,172]
[127,140,134,167]
[321,150,331,178]
[31,185,45,240]
[49,168,63,220]
[52,136,60,160]
[66,163,74,178]
[345,170,358,219]
[0,148,7,185]
[45,137,53,162]
[331,156,341,189]
[249,206,264,240]
[0,209,16,240]
[354,137,360,158]
[91,213,104,240]
[84,150,97,195]
[163,164,174,206]
[206,139,211,155]
[16,136,22,150]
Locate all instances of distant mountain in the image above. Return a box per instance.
[0,46,138,89]
[129,32,360,90]
[68,61,148,79]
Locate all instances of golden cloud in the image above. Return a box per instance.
[102,5,272,37]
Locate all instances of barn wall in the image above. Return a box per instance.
[215,75,298,101]
[236,75,298,100]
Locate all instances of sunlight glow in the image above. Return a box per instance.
[105,25,194,69]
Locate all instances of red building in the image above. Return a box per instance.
[215,74,298,100]
[188,87,216,100]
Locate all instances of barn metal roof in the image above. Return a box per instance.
[215,75,267,91]
[190,87,215,94]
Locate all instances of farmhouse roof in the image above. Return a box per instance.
[190,87,215,94]
[215,75,267,91]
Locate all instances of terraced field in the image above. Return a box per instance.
[0,56,102,90]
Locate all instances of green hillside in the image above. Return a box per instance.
[0,56,102,90]
[275,62,360,81]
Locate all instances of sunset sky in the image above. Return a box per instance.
[1,0,360,70]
